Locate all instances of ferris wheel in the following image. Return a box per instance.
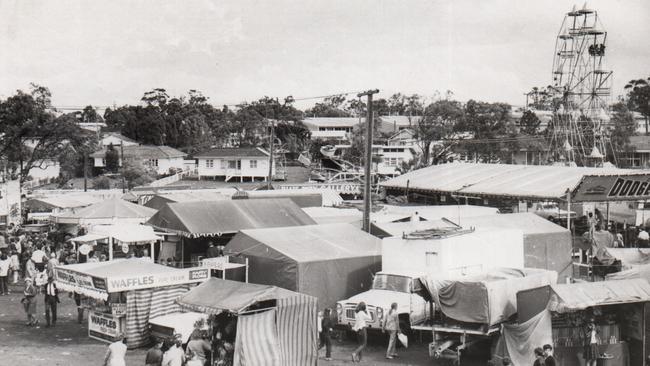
[548,4,613,165]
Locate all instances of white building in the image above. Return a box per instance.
[303,116,422,142]
[324,145,418,176]
[194,147,274,182]
[100,132,139,147]
[0,180,21,228]
[91,145,187,176]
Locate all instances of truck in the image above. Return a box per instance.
[335,223,525,337]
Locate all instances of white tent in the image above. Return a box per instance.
[68,224,162,261]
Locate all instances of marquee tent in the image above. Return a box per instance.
[54,259,209,347]
[380,162,638,201]
[177,278,318,366]
[143,192,230,211]
[52,197,157,225]
[375,213,572,281]
[225,223,381,309]
[146,198,316,237]
[68,224,162,261]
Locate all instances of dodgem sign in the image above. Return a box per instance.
[573,174,650,202]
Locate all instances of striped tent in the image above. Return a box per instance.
[125,284,191,348]
[176,279,318,366]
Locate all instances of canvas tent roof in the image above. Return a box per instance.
[301,207,363,225]
[229,223,381,262]
[380,162,637,200]
[52,198,157,224]
[176,278,305,314]
[548,279,650,313]
[26,195,104,210]
[606,263,650,281]
[143,192,229,211]
[146,198,316,237]
[67,224,161,243]
[378,204,500,221]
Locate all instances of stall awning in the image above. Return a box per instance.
[92,224,161,243]
[54,259,209,300]
[176,278,307,314]
[52,197,157,224]
[548,279,650,313]
[68,233,108,243]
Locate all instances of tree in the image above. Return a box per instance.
[414,99,463,166]
[625,78,650,134]
[305,94,350,117]
[608,102,637,160]
[455,100,512,162]
[104,143,120,173]
[0,85,93,183]
[519,110,542,135]
[81,105,103,122]
[388,93,406,115]
[122,157,155,189]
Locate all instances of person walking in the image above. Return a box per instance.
[103,337,128,366]
[0,252,10,295]
[543,344,557,366]
[185,350,204,366]
[46,252,59,278]
[382,302,401,359]
[319,308,333,361]
[10,249,20,284]
[145,339,164,366]
[22,277,38,326]
[583,320,599,366]
[533,347,545,366]
[162,337,186,366]
[351,302,371,363]
[44,276,60,327]
[187,332,212,366]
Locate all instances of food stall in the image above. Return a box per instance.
[512,279,650,366]
[67,224,162,261]
[176,278,318,366]
[54,259,209,348]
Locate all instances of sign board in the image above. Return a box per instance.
[281,183,363,194]
[110,303,127,317]
[105,268,209,292]
[88,311,122,343]
[55,268,96,290]
[573,174,650,202]
[200,257,229,270]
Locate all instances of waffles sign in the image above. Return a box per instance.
[574,175,650,202]
[106,268,209,292]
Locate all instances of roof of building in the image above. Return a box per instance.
[101,132,138,144]
[90,145,187,159]
[303,117,363,129]
[380,162,639,200]
[549,279,650,312]
[194,147,269,158]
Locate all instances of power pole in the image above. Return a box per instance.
[267,120,275,189]
[120,143,126,193]
[359,89,380,232]
[83,152,88,192]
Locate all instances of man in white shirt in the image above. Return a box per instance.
[162,338,185,366]
[103,337,128,366]
[44,276,60,327]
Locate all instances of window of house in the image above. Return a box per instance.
[146,159,159,167]
[101,158,106,166]
[250,160,257,168]
[220,160,227,169]
[228,160,237,169]
[206,159,214,168]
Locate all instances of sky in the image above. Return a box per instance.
[0,0,649,110]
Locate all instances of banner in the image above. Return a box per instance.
[105,268,209,292]
[55,268,96,290]
[89,311,122,342]
[200,256,229,269]
[573,174,650,202]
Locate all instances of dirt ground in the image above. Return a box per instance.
[0,281,456,366]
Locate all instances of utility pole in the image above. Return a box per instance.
[120,143,126,193]
[83,152,88,192]
[359,89,380,232]
[267,120,274,189]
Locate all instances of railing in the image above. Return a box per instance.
[148,168,191,187]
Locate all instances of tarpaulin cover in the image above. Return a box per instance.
[146,198,315,237]
[421,268,557,325]
[225,223,381,309]
[493,310,553,366]
[606,248,650,268]
[91,224,161,243]
[52,198,157,224]
[548,279,650,313]
[143,193,228,211]
[175,278,310,314]
[125,284,190,348]
[607,263,650,281]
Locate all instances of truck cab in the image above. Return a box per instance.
[336,271,430,332]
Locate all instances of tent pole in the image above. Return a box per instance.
[109,237,113,261]
[150,241,155,262]
[566,189,571,230]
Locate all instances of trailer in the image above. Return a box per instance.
[418,268,558,364]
